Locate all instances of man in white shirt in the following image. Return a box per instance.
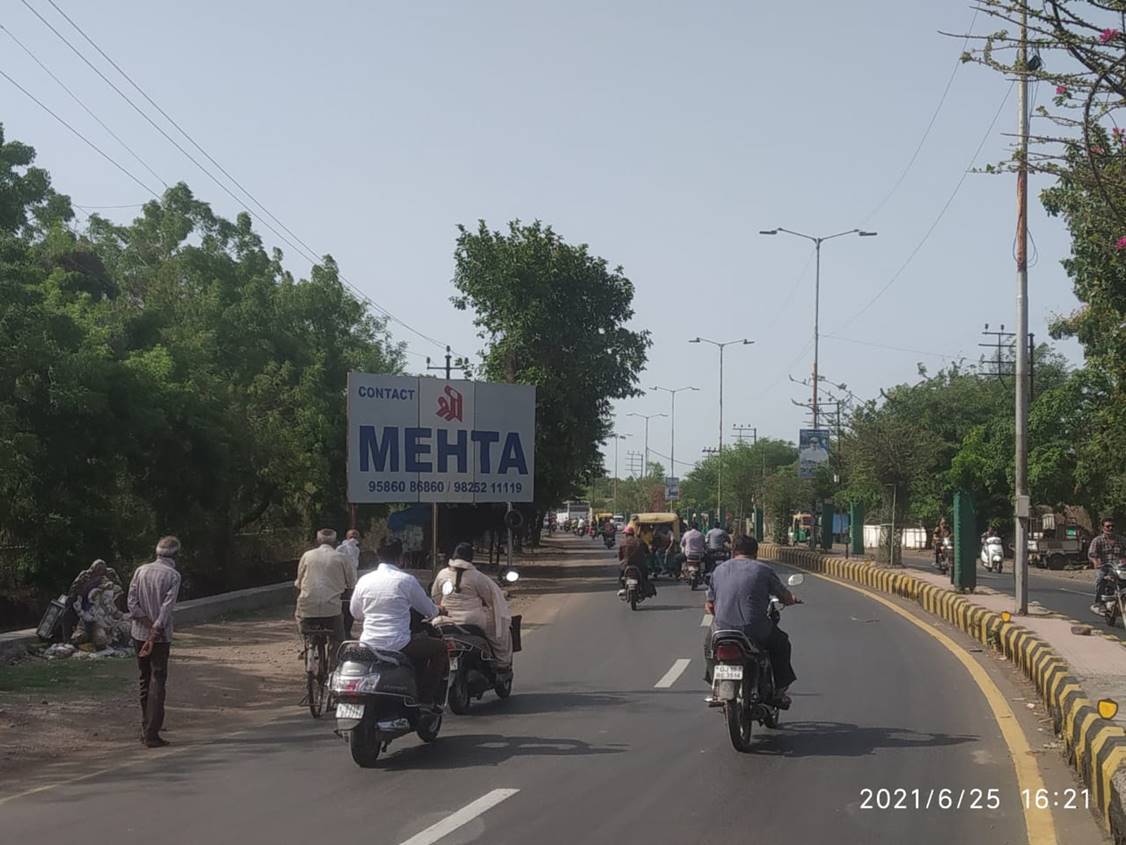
[294,529,356,650]
[337,529,362,635]
[350,539,446,705]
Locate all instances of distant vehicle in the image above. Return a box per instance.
[612,514,625,530]
[1029,512,1092,570]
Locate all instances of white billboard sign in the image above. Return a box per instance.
[347,373,535,503]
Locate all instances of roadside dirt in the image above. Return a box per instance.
[0,536,611,791]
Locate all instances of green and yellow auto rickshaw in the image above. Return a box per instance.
[632,513,682,578]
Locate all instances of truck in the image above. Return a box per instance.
[1029,511,1093,570]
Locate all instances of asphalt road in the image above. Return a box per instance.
[0,537,1106,845]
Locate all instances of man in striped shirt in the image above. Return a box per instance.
[127,536,183,748]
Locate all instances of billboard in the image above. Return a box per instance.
[664,476,680,502]
[347,373,535,503]
[798,428,831,479]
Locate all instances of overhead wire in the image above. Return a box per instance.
[26,0,462,359]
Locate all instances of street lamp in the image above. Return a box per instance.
[688,338,753,524]
[759,227,876,429]
[626,412,667,478]
[610,433,628,514]
[650,385,699,486]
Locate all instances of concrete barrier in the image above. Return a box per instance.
[761,543,1126,842]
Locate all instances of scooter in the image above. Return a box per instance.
[1092,560,1126,627]
[436,571,521,714]
[708,573,805,752]
[935,537,953,574]
[980,534,1004,573]
[330,625,448,768]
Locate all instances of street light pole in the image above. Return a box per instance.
[760,227,877,428]
[627,412,667,478]
[1014,10,1032,615]
[689,338,753,525]
[610,433,628,515]
[651,385,699,485]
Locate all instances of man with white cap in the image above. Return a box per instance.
[295,528,356,651]
[127,536,183,748]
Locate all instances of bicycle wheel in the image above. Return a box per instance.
[306,637,327,718]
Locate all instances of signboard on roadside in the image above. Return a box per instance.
[798,428,831,479]
[665,476,680,502]
[347,373,536,503]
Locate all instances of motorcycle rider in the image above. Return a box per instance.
[350,539,447,707]
[1089,517,1125,613]
[704,523,731,576]
[704,535,799,708]
[431,542,513,667]
[681,522,705,562]
[618,524,656,598]
[933,518,951,567]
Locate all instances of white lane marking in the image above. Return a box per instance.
[655,658,691,689]
[400,789,520,845]
[700,613,713,627]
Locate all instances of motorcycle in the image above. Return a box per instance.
[684,556,703,591]
[935,536,953,574]
[436,572,521,714]
[709,573,805,752]
[330,625,449,768]
[620,564,647,611]
[980,534,1004,573]
[1093,560,1126,628]
[703,548,729,586]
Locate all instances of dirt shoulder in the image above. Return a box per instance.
[0,536,612,793]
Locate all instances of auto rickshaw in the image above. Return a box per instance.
[632,513,682,578]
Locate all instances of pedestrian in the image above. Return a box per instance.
[127,536,183,748]
[295,528,356,652]
[337,529,362,636]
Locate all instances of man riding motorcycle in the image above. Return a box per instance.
[703,535,799,709]
[933,518,951,567]
[1089,517,1125,614]
[349,539,446,707]
[431,542,513,667]
[704,524,731,576]
[618,525,655,598]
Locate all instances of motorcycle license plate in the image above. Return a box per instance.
[336,702,364,720]
[449,657,460,670]
[713,664,743,680]
[625,578,639,587]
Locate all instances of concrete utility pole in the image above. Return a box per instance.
[628,412,667,479]
[651,385,698,486]
[760,228,877,427]
[690,338,753,524]
[1013,9,1032,615]
[425,345,471,574]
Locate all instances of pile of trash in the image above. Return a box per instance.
[41,642,132,660]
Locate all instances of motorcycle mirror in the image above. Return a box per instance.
[441,581,454,596]
[504,570,520,583]
[786,573,805,587]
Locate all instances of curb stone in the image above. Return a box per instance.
[762,543,1126,842]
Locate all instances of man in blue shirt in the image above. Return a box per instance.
[704,535,799,707]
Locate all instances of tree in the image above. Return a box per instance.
[451,220,651,518]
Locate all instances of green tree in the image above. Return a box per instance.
[451,220,651,520]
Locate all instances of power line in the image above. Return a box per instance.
[0,66,159,198]
[1,23,168,190]
[821,333,958,360]
[833,82,1015,333]
[862,7,980,224]
[26,0,460,358]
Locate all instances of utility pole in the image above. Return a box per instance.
[690,338,753,525]
[425,345,471,574]
[732,424,757,445]
[1014,8,1031,615]
[610,433,628,514]
[627,411,667,479]
[627,450,644,479]
[761,228,877,427]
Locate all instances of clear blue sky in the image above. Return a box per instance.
[2,0,1082,479]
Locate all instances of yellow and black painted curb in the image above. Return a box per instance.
[761,543,1126,840]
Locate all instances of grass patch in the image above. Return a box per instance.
[0,656,134,696]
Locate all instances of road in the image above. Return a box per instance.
[0,536,1106,845]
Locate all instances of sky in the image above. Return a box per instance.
[1,0,1085,481]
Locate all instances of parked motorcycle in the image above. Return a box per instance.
[709,573,804,752]
[684,556,703,591]
[935,537,953,574]
[1093,560,1126,628]
[980,534,1004,573]
[621,564,647,611]
[436,572,520,714]
[330,627,448,768]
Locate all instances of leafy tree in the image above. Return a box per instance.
[451,220,651,520]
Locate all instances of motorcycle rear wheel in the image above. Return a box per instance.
[349,711,382,768]
[495,675,513,699]
[416,711,442,743]
[629,591,638,611]
[725,699,754,752]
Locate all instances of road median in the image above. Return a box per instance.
[761,542,1126,843]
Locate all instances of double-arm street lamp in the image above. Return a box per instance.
[688,338,753,524]
[627,412,667,479]
[759,227,876,428]
[650,385,699,485]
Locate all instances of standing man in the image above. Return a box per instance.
[295,529,356,652]
[350,539,447,706]
[337,529,362,636]
[1089,517,1125,613]
[127,536,183,748]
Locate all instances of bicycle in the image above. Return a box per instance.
[300,624,336,718]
